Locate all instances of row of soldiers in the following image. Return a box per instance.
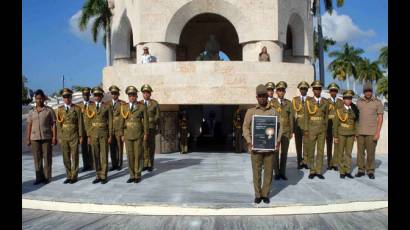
[28,84,160,185]
[242,81,383,204]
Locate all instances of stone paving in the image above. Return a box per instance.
[22,208,388,230]
[22,151,388,208]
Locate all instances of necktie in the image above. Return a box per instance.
[317,98,320,105]
[131,104,134,111]
[97,103,100,111]
[280,99,283,105]
[65,106,68,112]
[302,97,305,104]
[145,101,148,106]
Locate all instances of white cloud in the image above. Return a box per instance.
[320,10,375,43]
[69,10,102,42]
[366,42,387,53]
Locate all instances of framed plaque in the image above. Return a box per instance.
[251,115,278,151]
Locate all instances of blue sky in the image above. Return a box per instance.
[23,0,387,95]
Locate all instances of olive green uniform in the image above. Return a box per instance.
[333,106,357,175]
[179,118,189,154]
[304,97,329,174]
[88,101,113,180]
[56,104,83,181]
[122,102,148,180]
[326,97,344,168]
[270,98,293,176]
[356,96,384,175]
[76,101,94,169]
[291,96,308,166]
[142,99,160,168]
[243,104,282,199]
[109,99,125,169]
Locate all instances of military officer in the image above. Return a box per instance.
[304,81,329,179]
[326,83,344,171]
[243,84,282,205]
[56,88,84,184]
[271,81,294,180]
[179,112,189,154]
[140,84,160,172]
[291,81,310,169]
[265,82,275,102]
[108,85,125,171]
[76,87,94,172]
[87,87,113,184]
[121,86,148,183]
[333,90,357,179]
[233,108,243,153]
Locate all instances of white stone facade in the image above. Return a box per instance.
[105,0,315,105]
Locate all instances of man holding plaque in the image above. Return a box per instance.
[243,84,282,205]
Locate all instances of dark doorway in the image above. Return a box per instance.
[179,105,239,152]
[177,13,242,61]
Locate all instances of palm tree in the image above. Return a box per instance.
[79,0,113,66]
[313,30,336,81]
[328,59,348,88]
[313,30,336,63]
[311,0,345,85]
[376,76,388,99]
[357,58,383,92]
[328,43,363,91]
[378,46,388,69]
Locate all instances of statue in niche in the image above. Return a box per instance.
[196,35,221,61]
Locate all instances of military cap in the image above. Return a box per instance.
[91,86,104,95]
[343,90,355,97]
[311,80,323,88]
[327,83,340,91]
[363,82,373,91]
[109,85,120,93]
[297,81,310,89]
[141,84,153,92]
[82,87,91,94]
[143,46,149,50]
[61,88,73,97]
[265,82,275,90]
[276,81,288,89]
[256,84,267,95]
[125,86,138,95]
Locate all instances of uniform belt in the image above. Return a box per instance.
[113,116,122,120]
[296,114,304,118]
[92,122,107,127]
[62,123,75,128]
[328,115,335,119]
[341,123,353,128]
[310,116,323,121]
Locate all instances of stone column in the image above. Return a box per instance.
[136,42,176,63]
[242,41,283,62]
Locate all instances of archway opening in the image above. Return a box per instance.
[176,13,242,61]
[283,25,293,61]
[283,13,306,63]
